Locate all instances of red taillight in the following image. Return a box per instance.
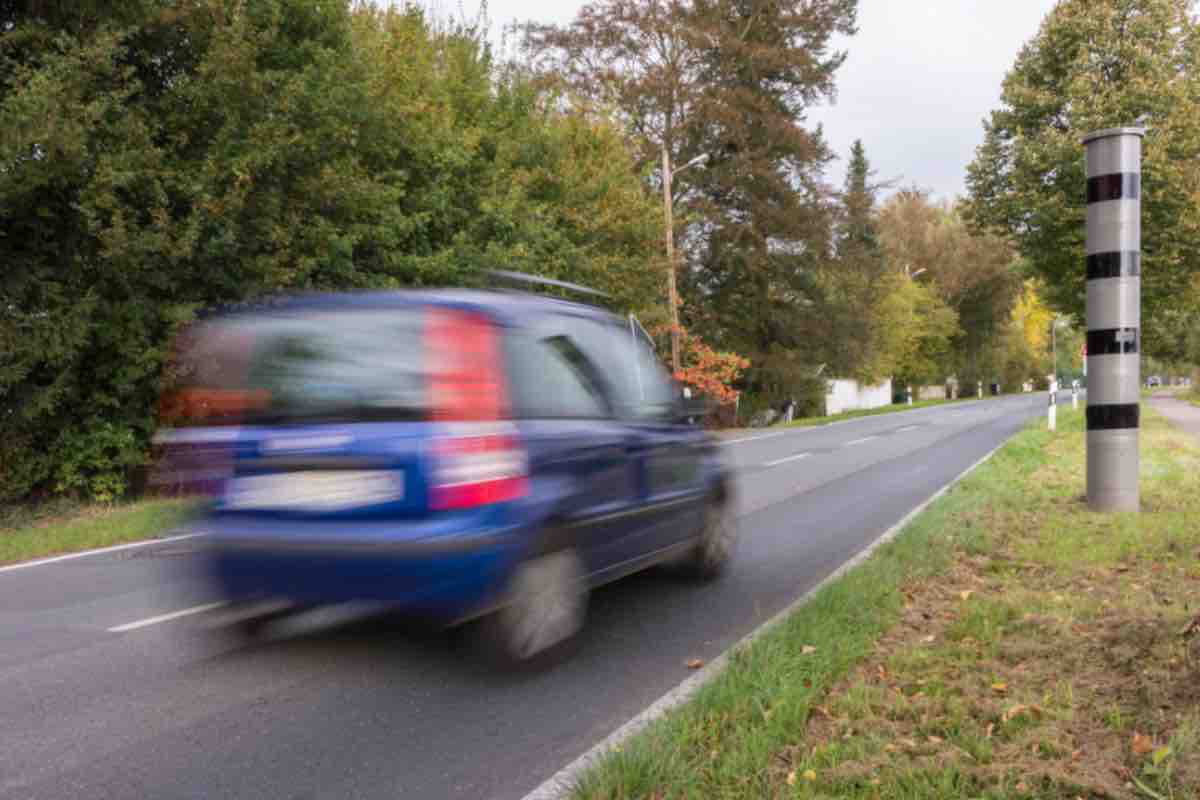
[429,426,529,510]
[425,308,508,422]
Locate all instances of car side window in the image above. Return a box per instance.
[564,316,677,422]
[506,332,610,419]
[623,333,678,421]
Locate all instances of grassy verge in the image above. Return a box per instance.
[574,405,1200,799]
[783,395,993,429]
[718,395,1001,437]
[0,497,201,565]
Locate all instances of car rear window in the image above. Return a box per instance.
[165,310,428,426]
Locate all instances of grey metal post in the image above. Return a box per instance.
[1082,127,1143,512]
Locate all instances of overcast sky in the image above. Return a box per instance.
[457,0,1060,202]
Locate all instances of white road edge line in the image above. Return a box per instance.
[844,435,878,446]
[763,452,811,468]
[108,601,229,633]
[519,439,1009,800]
[0,532,204,575]
[720,430,788,445]
[895,425,919,433]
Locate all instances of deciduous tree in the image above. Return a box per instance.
[965,0,1200,360]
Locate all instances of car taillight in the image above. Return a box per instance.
[425,307,508,422]
[429,426,529,510]
[424,309,525,509]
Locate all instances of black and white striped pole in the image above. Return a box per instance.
[1083,127,1143,513]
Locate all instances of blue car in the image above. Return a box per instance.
[162,279,736,665]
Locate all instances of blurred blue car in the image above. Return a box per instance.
[160,278,736,664]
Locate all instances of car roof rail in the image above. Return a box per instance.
[485,269,611,304]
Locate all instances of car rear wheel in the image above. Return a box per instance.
[480,547,588,668]
[683,494,737,580]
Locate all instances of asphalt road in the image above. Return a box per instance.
[1148,394,1200,440]
[1,393,1063,800]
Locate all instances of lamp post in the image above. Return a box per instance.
[1051,316,1068,386]
[662,149,709,373]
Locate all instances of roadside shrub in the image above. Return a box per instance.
[50,422,143,503]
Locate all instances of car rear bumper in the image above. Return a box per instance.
[204,519,524,622]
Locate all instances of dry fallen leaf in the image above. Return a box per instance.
[927,735,944,745]
[991,682,1008,694]
[801,645,817,655]
[1071,749,1083,761]
[985,723,995,739]
[686,658,705,670]
[1132,732,1154,756]
[959,590,974,601]
[921,634,936,643]
[786,770,797,787]
[1002,704,1043,723]
[802,769,817,782]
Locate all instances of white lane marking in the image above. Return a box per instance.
[895,425,919,433]
[844,436,878,446]
[763,452,811,468]
[0,532,204,575]
[108,601,228,633]
[519,439,1009,800]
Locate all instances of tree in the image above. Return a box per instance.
[997,280,1057,390]
[0,1,664,503]
[965,0,1200,360]
[685,0,856,393]
[522,0,710,366]
[808,140,940,385]
[878,190,1021,386]
[886,279,961,388]
[525,0,858,405]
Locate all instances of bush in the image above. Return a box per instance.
[50,422,144,503]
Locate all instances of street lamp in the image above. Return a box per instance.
[662,149,710,373]
[1051,316,1068,386]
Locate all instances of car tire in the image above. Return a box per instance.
[682,493,738,580]
[478,546,589,669]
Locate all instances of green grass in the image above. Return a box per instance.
[780,394,996,429]
[0,497,201,565]
[573,405,1200,800]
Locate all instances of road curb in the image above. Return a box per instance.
[519,437,1009,800]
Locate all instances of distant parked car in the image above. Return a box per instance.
[158,277,737,666]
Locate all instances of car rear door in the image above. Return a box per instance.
[567,316,707,556]
[503,322,642,577]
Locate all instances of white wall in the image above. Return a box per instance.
[825,378,894,415]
